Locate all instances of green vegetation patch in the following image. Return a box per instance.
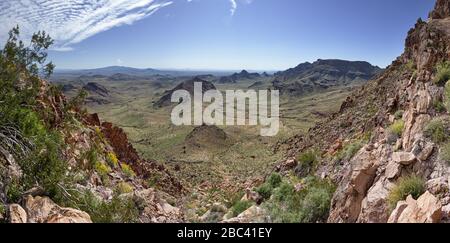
[387,175,425,210]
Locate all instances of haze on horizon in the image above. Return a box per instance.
[0,0,435,71]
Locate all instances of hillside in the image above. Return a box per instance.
[154,77,216,108]
[250,0,450,223]
[273,59,382,95]
[0,30,185,223]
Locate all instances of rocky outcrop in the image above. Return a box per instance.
[133,189,183,223]
[222,206,270,223]
[328,144,390,223]
[8,204,27,223]
[82,82,109,97]
[388,191,442,223]
[7,196,92,223]
[429,0,450,20]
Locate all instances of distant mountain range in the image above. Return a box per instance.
[218,70,264,83]
[54,66,246,78]
[273,59,382,95]
[154,77,216,108]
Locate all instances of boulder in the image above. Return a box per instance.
[392,152,416,165]
[385,161,402,179]
[426,177,448,195]
[241,189,262,204]
[387,201,409,223]
[24,195,92,223]
[388,191,442,223]
[222,205,269,223]
[9,204,27,223]
[358,179,391,223]
[411,139,434,162]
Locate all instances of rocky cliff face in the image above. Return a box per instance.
[279,0,450,223]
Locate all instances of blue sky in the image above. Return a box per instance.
[0,0,436,71]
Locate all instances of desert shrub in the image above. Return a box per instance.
[84,147,98,170]
[272,182,295,202]
[434,100,446,113]
[231,200,253,217]
[394,110,404,120]
[440,142,450,164]
[0,204,5,216]
[267,173,282,188]
[405,60,416,71]
[434,61,450,85]
[298,186,333,223]
[121,163,136,178]
[5,179,23,203]
[263,177,335,223]
[256,183,273,200]
[335,140,364,161]
[295,150,319,177]
[424,118,447,143]
[297,150,317,168]
[387,175,425,210]
[146,174,161,189]
[94,162,111,176]
[72,190,139,223]
[106,152,119,168]
[389,120,405,137]
[116,182,134,194]
[0,27,81,205]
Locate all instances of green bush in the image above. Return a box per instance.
[434,61,450,85]
[75,191,139,223]
[424,118,447,143]
[272,182,295,202]
[231,200,253,217]
[263,177,335,223]
[389,120,405,137]
[267,173,282,188]
[106,152,119,168]
[298,186,333,223]
[121,163,136,178]
[387,175,425,210]
[0,204,5,216]
[440,142,450,164]
[256,183,273,200]
[434,100,446,113]
[394,110,404,120]
[336,140,364,161]
[295,150,319,177]
[297,150,317,168]
[94,162,111,176]
[116,182,134,194]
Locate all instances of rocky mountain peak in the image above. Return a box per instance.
[429,0,450,20]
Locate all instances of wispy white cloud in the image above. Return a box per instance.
[0,0,173,51]
[229,0,237,16]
